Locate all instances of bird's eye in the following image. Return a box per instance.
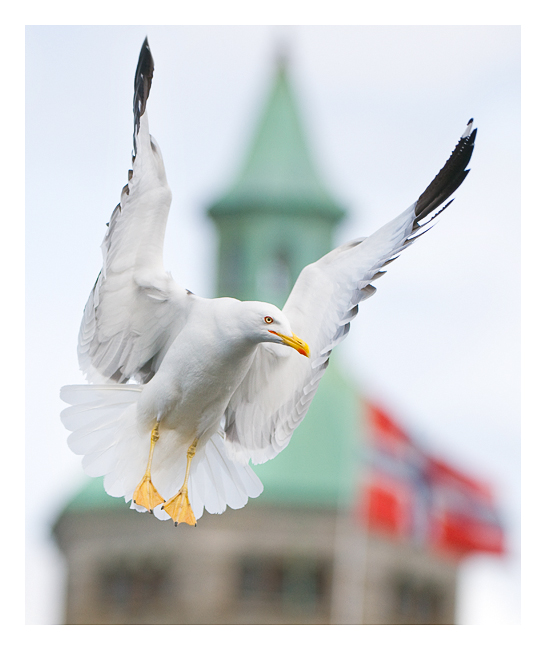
[264,316,274,324]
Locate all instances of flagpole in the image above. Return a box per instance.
[329,398,370,625]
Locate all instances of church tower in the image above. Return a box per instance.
[208,56,345,308]
[208,56,362,509]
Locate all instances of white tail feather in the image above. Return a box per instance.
[60,384,263,521]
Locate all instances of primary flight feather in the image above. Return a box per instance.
[61,38,477,525]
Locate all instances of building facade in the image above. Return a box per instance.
[53,486,458,625]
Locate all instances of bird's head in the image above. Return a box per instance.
[242,301,310,358]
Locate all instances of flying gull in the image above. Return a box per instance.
[60,39,477,526]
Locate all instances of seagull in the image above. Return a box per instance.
[60,38,477,526]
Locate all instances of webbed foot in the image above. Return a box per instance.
[162,488,196,526]
[133,476,165,512]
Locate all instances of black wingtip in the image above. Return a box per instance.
[414,120,477,221]
[133,38,154,153]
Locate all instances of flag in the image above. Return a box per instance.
[357,401,504,558]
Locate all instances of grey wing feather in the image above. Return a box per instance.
[223,120,477,464]
[78,39,191,384]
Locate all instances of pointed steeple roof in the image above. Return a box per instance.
[208,57,345,221]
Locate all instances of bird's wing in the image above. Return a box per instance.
[224,120,477,464]
[78,39,192,384]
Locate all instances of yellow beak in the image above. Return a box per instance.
[269,330,310,358]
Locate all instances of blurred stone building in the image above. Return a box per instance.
[53,55,502,625]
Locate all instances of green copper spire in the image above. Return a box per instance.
[208,57,346,307]
[209,58,344,220]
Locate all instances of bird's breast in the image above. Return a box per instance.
[138,328,257,439]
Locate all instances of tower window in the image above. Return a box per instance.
[99,558,172,620]
[223,242,244,297]
[392,575,446,624]
[238,554,330,614]
[256,248,292,304]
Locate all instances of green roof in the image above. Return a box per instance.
[64,359,361,514]
[208,58,345,221]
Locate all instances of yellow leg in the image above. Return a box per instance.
[162,437,199,527]
[132,422,165,512]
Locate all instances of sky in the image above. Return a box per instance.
[24,24,521,627]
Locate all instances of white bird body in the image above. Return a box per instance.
[60,39,477,525]
[138,298,294,438]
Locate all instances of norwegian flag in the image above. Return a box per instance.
[356,401,504,558]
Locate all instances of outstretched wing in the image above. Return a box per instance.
[224,120,477,464]
[78,38,192,384]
